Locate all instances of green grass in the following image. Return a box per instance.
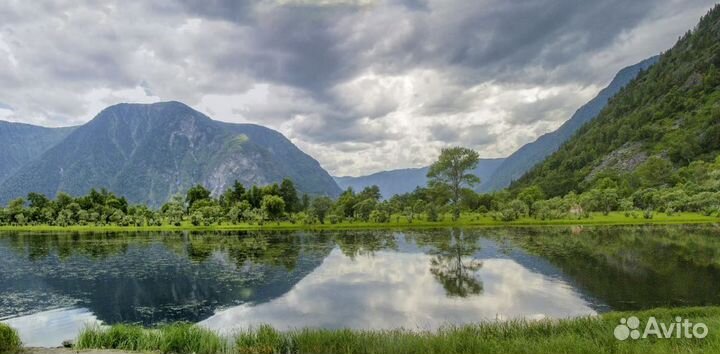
[74,307,720,354]
[0,212,717,233]
[0,322,22,353]
[76,323,225,354]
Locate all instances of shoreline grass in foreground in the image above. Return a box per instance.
[0,212,717,233]
[72,307,720,354]
[0,322,22,353]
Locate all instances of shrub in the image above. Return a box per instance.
[643,209,654,219]
[0,323,22,353]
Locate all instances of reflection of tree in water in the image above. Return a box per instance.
[184,231,303,271]
[333,231,398,259]
[484,225,720,310]
[4,232,137,261]
[409,229,484,297]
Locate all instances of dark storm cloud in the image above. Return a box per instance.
[0,0,716,175]
[169,0,665,93]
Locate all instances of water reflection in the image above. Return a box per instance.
[419,229,485,297]
[2,308,100,347]
[2,225,720,347]
[201,247,595,333]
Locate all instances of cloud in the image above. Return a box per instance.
[0,0,716,175]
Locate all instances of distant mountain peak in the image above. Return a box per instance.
[0,101,340,206]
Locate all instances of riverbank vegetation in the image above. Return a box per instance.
[69,307,720,354]
[0,148,718,230]
[0,323,22,353]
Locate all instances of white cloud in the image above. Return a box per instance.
[0,0,716,175]
[201,248,596,333]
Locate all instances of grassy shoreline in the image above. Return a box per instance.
[0,322,22,353]
[67,307,720,353]
[0,212,717,233]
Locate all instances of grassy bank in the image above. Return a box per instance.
[0,323,22,353]
[0,212,717,233]
[72,307,720,354]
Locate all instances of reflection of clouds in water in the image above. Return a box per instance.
[201,249,596,333]
[2,307,101,347]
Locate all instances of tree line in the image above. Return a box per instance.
[1,146,719,227]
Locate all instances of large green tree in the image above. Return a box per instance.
[427,147,480,219]
[185,184,211,209]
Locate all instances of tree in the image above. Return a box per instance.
[279,178,300,213]
[186,184,211,209]
[261,195,286,221]
[427,147,480,219]
[27,192,50,210]
[163,195,185,226]
[636,157,674,188]
[358,185,382,202]
[335,188,357,218]
[228,180,246,204]
[517,186,545,215]
[310,197,333,224]
[301,193,310,212]
[354,198,376,222]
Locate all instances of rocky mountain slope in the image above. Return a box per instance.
[0,102,341,206]
[0,121,74,184]
[513,5,720,197]
[479,55,659,192]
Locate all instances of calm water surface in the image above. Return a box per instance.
[2,225,720,346]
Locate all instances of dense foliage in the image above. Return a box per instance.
[2,155,719,227]
[481,55,659,192]
[513,5,720,198]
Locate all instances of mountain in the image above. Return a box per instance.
[478,55,660,192]
[335,158,505,198]
[0,101,341,206]
[512,5,720,197]
[0,121,74,184]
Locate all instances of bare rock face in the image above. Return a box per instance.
[585,142,648,182]
[0,102,341,207]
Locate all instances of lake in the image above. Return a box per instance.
[2,225,720,347]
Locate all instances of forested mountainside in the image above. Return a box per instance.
[513,5,720,197]
[479,56,659,192]
[0,102,341,207]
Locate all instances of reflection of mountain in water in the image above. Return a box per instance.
[3,226,720,329]
[0,231,334,324]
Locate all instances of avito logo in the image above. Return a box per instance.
[614,316,708,340]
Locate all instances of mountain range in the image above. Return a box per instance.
[334,158,505,199]
[336,56,660,197]
[513,5,720,196]
[478,55,660,192]
[0,102,341,207]
[0,121,75,184]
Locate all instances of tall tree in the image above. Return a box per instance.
[427,147,480,219]
[279,178,300,213]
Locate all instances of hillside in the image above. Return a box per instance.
[479,56,659,192]
[0,121,74,184]
[513,5,720,197]
[335,158,505,199]
[0,102,341,207]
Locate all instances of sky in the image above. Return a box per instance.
[0,0,717,177]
